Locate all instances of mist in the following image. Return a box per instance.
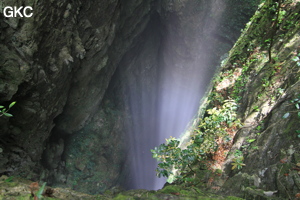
[123,1,226,190]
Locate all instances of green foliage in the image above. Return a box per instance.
[291,97,300,136]
[206,100,239,128]
[0,101,16,117]
[277,9,286,24]
[292,53,300,67]
[232,60,255,102]
[282,12,299,30]
[256,124,262,131]
[151,135,206,182]
[277,88,284,96]
[231,156,246,170]
[36,182,46,199]
[251,146,259,150]
[262,77,271,88]
[233,149,243,157]
[252,105,260,112]
[285,96,300,117]
[4,176,14,183]
[282,95,300,134]
[247,138,256,143]
[198,102,239,154]
[230,150,246,170]
[152,99,241,183]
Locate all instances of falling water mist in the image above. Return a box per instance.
[121,1,227,190]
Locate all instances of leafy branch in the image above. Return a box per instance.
[151,99,241,183]
[0,102,16,117]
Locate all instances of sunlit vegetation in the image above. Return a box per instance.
[283,95,300,137]
[151,1,300,196]
[151,99,242,184]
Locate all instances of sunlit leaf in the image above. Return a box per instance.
[292,56,299,62]
[9,101,16,109]
[282,112,290,119]
[231,163,237,170]
[248,139,256,143]
[36,182,46,199]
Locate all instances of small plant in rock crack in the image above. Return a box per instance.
[282,96,300,119]
[231,150,246,170]
[252,105,260,112]
[282,95,300,136]
[229,149,245,170]
[231,156,246,170]
[247,138,256,143]
[233,149,243,157]
[30,182,49,200]
[0,101,16,117]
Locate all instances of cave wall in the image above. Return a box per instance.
[0,0,259,194]
[51,0,156,193]
[0,0,154,193]
[0,0,84,177]
[185,1,300,199]
[219,2,300,199]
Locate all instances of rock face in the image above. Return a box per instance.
[180,1,300,199]
[0,0,153,194]
[0,0,259,194]
[218,2,300,199]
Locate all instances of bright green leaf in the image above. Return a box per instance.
[3,113,13,117]
[292,56,299,62]
[9,101,16,109]
[248,139,256,143]
[36,182,46,198]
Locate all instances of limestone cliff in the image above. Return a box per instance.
[0,0,259,196]
[179,1,300,199]
[0,0,154,194]
[217,1,300,199]
[2,0,298,199]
